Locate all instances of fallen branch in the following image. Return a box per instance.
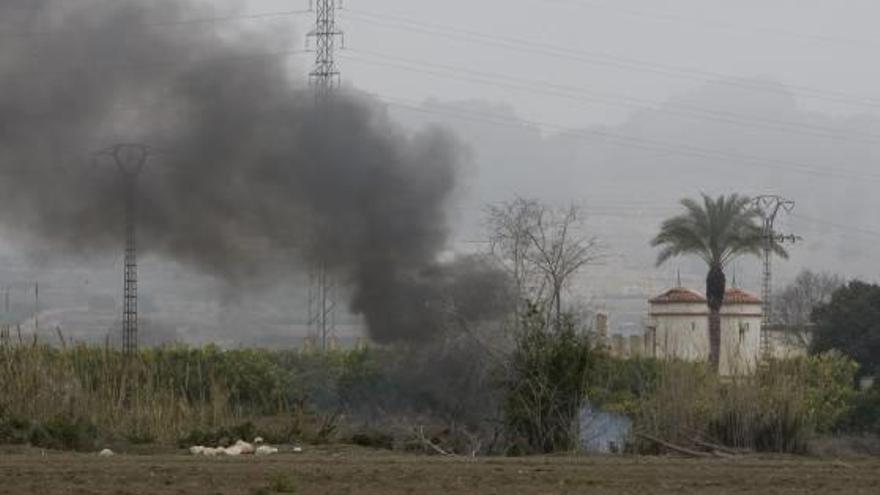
[689,437,741,457]
[636,432,713,458]
[415,426,455,457]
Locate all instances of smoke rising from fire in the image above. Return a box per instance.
[0,0,501,343]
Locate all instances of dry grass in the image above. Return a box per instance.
[0,340,240,446]
[633,353,857,453]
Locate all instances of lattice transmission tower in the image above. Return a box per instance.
[96,144,154,356]
[308,0,343,94]
[306,0,344,350]
[753,195,801,358]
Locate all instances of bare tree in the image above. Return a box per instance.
[487,198,602,330]
[525,205,602,330]
[774,270,845,346]
[486,198,545,309]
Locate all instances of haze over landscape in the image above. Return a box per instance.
[2,0,879,345]
[5,2,880,492]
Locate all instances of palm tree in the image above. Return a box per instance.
[651,194,786,372]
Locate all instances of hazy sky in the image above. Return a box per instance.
[239,0,880,128]
[235,0,880,279]
[6,0,880,341]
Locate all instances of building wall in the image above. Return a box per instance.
[719,308,762,375]
[648,302,763,376]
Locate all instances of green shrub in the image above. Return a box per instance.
[837,388,880,434]
[0,415,31,445]
[32,415,98,452]
[633,352,859,454]
[501,305,596,454]
[586,356,664,415]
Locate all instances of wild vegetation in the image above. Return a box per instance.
[1,197,877,457]
[1,314,872,456]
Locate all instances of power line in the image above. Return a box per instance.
[3,11,880,186]
[5,74,880,188]
[540,0,880,50]
[345,8,880,109]
[789,213,880,238]
[343,48,880,145]
[360,91,880,183]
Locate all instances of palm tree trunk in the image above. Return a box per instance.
[706,264,726,373]
[708,308,721,372]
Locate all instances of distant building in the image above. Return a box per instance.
[644,286,763,375]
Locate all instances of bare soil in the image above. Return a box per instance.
[1,446,878,494]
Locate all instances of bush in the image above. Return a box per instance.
[30,415,98,452]
[0,415,32,446]
[633,352,859,454]
[350,429,395,450]
[837,388,880,434]
[501,306,596,454]
[586,356,664,415]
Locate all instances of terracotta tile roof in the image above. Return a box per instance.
[649,287,762,305]
[649,287,707,304]
[723,288,762,305]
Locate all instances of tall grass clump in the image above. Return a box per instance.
[0,342,229,446]
[0,337,377,447]
[633,352,857,453]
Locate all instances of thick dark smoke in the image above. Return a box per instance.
[0,0,500,343]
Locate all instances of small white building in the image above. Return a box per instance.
[645,286,763,375]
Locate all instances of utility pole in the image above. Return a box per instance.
[752,195,801,359]
[96,144,154,356]
[305,0,343,350]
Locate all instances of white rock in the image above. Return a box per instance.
[292,446,303,453]
[234,440,255,455]
[255,445,279,456]
[98,449,114,457]
[189,446,205,456]
[253,436,264,444]
[224,445,243,456]
[202,447,222,457]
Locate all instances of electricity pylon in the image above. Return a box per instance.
[96,144,154,356]
[752,195,801,358]
[305,1,344,350]
[308,0,344,94]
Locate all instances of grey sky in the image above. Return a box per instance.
[242,0,880,128]
[4,0,880,342]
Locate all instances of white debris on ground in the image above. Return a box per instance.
[98,449,114,457]
[190,439,284,457]
[255,445,279,456]
[292,447,303,453]
[235,439,256,455]
[202,447,223,457]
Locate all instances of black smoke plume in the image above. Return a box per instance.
[0,0,496,343]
